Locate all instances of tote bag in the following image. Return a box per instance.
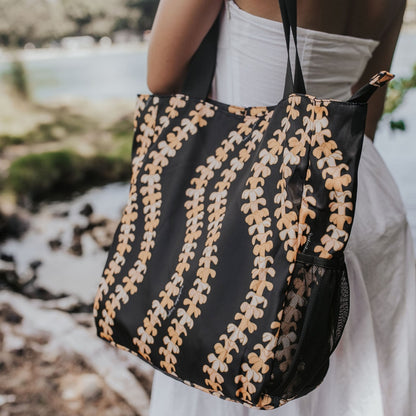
[94,0,393,409]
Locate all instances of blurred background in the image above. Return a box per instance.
[0,1,415,415]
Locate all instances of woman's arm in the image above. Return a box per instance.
[147,0,223,94]
[351,2,406,141]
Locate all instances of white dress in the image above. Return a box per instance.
[149,2,416,415]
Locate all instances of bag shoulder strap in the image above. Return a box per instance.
[182,0,306,100]
[181,15,221,99]
[279,0,306,96]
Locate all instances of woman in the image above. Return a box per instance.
[147,1,415,415]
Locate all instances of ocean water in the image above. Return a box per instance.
[0,47,149,103]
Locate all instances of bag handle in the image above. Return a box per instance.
[279,0,306,96]
[182,0,306,100]
[181,15,221,99]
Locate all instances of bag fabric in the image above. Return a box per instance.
[93,0,392,409]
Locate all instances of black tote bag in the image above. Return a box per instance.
[94,0,393,409]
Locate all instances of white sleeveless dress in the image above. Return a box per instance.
[149,2,416,415]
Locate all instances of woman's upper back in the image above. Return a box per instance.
[212,1,380,105]
[234,0,405,41]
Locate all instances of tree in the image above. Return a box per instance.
[0,0,159,47]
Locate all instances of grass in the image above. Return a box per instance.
[384,64,416,130]
[0,80,134,206]
[7,150,130,203]
[0,113,96,153]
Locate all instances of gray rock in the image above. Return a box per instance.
[0,291,151,415]
[60,373,103,402]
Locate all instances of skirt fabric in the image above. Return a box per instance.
[149,137,416,416]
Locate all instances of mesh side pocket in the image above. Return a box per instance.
[265,253,350,404]
[330,266,350,353]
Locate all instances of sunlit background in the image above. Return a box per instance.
[0,1,415,415]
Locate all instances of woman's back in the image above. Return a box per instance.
[212,1,379,105]
[234,0,404,40]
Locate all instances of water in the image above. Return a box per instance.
[0,47,150,102]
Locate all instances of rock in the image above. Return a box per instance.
[0,291,151,415]
[52,210,69,218]
[0,304,23,324]
[73,225,84,237]
[104,407,136,416]
[0,258,16,273]
[0,210,29,242]
[81,374,104,401]
[0,394,16,407]
[0,253,15,263]
[40,349,59,364]
[48,237,63,250]
[2,331,26,353]
[29,260,42,271]
[86,216,117,251]
[67,214,117,253]
[91,226,114,251]
[68,241,83,256]
[83,215,107,233]
[60,373,104,402]
[80,203,94,217]
[0,258,20,291]
[41,296,92,314]
[69,225,83,256]
[0,258,68,301]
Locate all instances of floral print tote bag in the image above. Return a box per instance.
[94,0,393,409]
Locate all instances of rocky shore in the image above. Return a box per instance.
[0,187,159,416]
[0,290,153,416]
[0,201,154,416]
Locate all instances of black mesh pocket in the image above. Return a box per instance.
[330,265,349,353]
[265,253,350,403]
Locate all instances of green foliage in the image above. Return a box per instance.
[384,64,416,131]
[8,60,30,98]
[7,150,130,202]
[107,115,133,140]
[0,135,26,153]
[8,151,83,199]
[389,120,406,131]
[385,65,416,114]
[0,109,96,154]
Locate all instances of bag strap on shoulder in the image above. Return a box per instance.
[181,15,221,99]
[182,0,306,100]
[279,0,306,97]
